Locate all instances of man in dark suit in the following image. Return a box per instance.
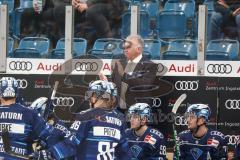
[100,35,169,110]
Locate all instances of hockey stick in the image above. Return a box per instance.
[43,81,59,120]
[2,129,29,159]
[172,93,187,160]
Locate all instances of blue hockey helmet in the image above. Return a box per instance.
[29,97,48,116]
[128,103,151,120]
[185,104,211,122]
[0,77,18,98]
[85,80,117,100]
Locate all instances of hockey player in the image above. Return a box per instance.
[29,97,69,147]
[34,80,129,159]
[174,104,228,160]
[234,138,240,159]
[126,103,167,159]
[0,77,54,159]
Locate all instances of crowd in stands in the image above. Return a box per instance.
[2,0,240,59]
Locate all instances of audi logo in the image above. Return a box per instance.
[225,99,240,110]
[175,115,187,126]
[16,79,28,89]
[157,110,175,123]
[225,135,239,145]
[175,81,199,91]
[52,97,75,107]
[75,62,98,71]
[9,61,33,71]
[152,98,161,108]
[207,64,232,74]
[157,63,164,73]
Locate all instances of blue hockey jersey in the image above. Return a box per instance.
[234,137,240,159]
[0,103,53,160]
[126,127,166,160]
[174,129,228,160]
[49,107,129,160]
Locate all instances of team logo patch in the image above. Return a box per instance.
[207,138,219,148]
[190,148,203,160]
[144,135,156,145]
[131,145,142,158]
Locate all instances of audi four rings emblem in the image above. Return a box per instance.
[152,98,161,108]
[16,79,28,89]
[157,63,164,73]
[75,62,98,71]
[175,81,199,91]
[9,61,33,71]
[207,64,232,74]
[225,135,239,145]
[53,97,75,107]
[225,99,240,109]
[175,116,187,126]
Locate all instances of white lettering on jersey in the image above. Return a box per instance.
[0,123,25,133]
[150,129,164,138]
[105,116,122,126]
[0,145,26,155]
[93,126,120,140]
[0,112,23,120]
[210,131,225,139]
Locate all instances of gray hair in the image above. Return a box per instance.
[126,34,144,49]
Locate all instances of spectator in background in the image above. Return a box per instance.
[20,0,70,45]
[71,0,124,39]
[210,0,240,40]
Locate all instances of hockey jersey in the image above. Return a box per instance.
[0,103,53,160]
[126,127,166,160]
[174,129,228,160]
[234,137,240,159]
[49,107,129,160]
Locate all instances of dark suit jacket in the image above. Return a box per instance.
[111,56,158,107]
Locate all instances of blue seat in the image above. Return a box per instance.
[140,0,160,18]
[164,0,195,19]
[121,10,150,38]
[164,0,195,36]
[206,39,240,60]
[8,37,14,57]
[13,0,33,37]
[18,0,33,9]
[157,11,187,39]
[91,38,124,59]
[50,38,87,59]
[162,39,197,60]
[0,0,15,34]
[13,37,50,58]
[204,0,214,11]
[143,39,161,59]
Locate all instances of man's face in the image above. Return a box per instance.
[186,112,198,130]
[89,93,97,107]
[130,114,142,130]
[123,39,140,61]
